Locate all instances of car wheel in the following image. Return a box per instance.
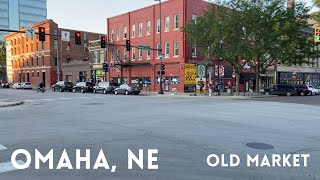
[103,89,107,94]
[300,92,305,96]
[59,88,63,92]
[81,88,84,93]
[265,92,270,95]
[125,90,129,95]
[72,89,76,93]
[52,88,55,92]
[93,89,97,94]
[286,91,292,96]
[114,90,118,95]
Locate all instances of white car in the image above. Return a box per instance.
[21,82,32,89]
[307,85,317,96]
[314,87,320,95]
[12,83,23,89]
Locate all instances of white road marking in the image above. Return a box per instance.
[0,160,25,174]
[39,99,55,101]
[0,144,7,151]
[58,98,73,100]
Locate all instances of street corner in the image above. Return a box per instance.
[0,100,24,108]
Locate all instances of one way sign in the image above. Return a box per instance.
[61,31,70,42]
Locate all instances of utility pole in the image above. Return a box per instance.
[155,0,164,94]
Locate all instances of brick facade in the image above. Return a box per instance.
[5,19,100,88]
[106,0,210,92]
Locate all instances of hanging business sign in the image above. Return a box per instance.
[184,64,196,93]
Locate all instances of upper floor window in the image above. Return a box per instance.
[192,14,198,24]
[147,48,151,60]
[132,24,136,38]
[116,28,120,40]
[156,18,160,33]
[110,30,114,42]
[165,42,170,57]
[174,14,179,30]
[146,21,151,35]
[131,47,136,60]
[139,23,143,37]
[156,43,161,57]
[165,16,170,32]
[123,26,127,39]
[138,49,142,60]
[174,41,179,56]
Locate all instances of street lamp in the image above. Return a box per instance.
[217,40,223,95]
[155,0,164,94]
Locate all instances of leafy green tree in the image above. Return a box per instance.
[184,0,314,95]
[0,41,5,79]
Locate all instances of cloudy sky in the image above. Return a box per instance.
[47,0,316,34]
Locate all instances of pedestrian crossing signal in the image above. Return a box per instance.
[315,27,320,43]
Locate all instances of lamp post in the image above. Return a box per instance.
[217,40,223,95]
[155,0,164,94]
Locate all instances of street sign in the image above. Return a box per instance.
[25,28,35,38]
[61,31,70,42]
[137,45,150,50]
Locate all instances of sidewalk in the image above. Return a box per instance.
[139,91,276,99]
[0,99,24,108]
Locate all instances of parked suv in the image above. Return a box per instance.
[72,82,94,93]
[52,81,74,92]
[293,84,310,96]
[93,82,119,94]
[270,84,296,96]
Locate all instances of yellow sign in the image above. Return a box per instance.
[184,64,197,85]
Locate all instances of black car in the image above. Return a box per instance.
[269,84,297,96]
[293,84,311,96]
[114,84,141,95]
[1,81,9,88]
[261,87,272,95]
[72,82,94,93]
[52,81,74,92]
[93,82,119,94]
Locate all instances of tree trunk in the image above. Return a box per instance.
[255,58,260,95]
[235,72,240,96]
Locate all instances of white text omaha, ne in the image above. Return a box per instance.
[10,149,159,171]
[207,154,310,167]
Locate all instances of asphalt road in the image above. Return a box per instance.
[248,95,320,106]
[0,89,320,180]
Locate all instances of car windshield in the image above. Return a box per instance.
[76,82,85,86]
[65,82,73,85]
[99,82,109,86]
[110,83,118,86]
[25,83,31,85]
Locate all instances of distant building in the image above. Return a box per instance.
[5,19,100,88]
[88,39,107,84]
[0,0,47,41]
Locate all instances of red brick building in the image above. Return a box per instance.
[5,19,100,88]
[106,0,210,92]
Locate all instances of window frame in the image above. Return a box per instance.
[165,16,170,32]
[131,24,136,38]
[174,41,179,57]
[174,14,179,30]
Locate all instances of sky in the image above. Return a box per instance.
[47,0,316,34]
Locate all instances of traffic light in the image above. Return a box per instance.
[161,62,165,71]
[38,27,45,41]
[126,40,131,51]
[102,62,109,72]
[101,36,106,48]
[75,31,81,45]
[315,27,320,43]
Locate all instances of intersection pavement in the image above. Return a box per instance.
[0,89,320,180]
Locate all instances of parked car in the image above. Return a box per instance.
[52,81,74,92]
[315,87,320,95]
[261,87,272,95]
[72,82,94,93]
[114,84,141,95]
[269,84,297,96]
[1,81,9,88]
[93,82,119,94]
[12,83,23,89]
[21,82,32,89]
[307,85,317,96]
[293,84,311,96]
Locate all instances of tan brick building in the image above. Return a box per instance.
[5,19,100,88]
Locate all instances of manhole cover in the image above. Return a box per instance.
[246,142,274,150]
[82,103,104,106]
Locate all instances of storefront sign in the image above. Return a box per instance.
[184,64,197,93]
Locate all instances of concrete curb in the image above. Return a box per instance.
[0,101,24,108]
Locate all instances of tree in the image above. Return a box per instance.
[184,0,314,95]
[0,41,5,79]
[183,4,251,95]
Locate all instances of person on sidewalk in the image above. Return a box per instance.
[215,84,221,96]
[199,81,204,94]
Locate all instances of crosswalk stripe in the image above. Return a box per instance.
[39,99,55,101]
[0,145,7,151]
[0,160,25,174]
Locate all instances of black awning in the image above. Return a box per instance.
[240,73,256,80]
